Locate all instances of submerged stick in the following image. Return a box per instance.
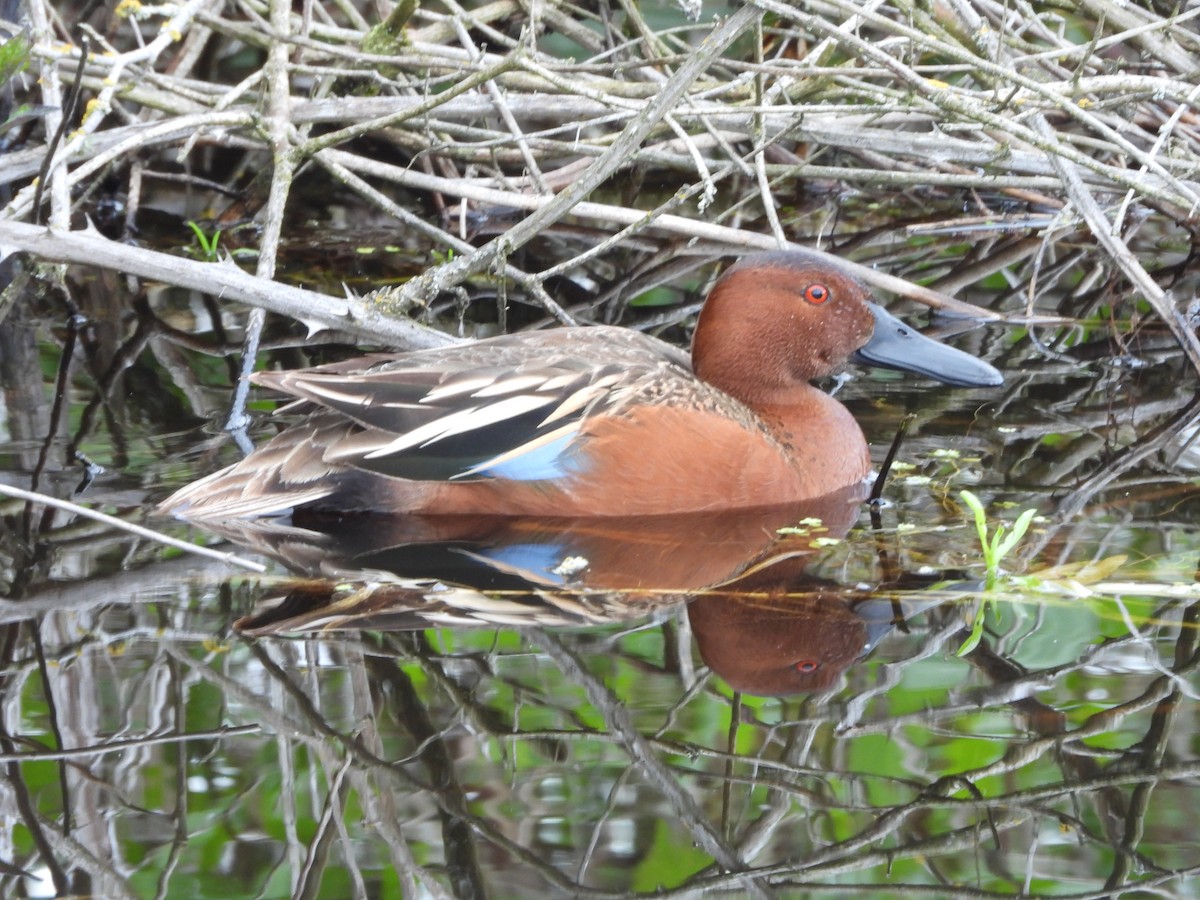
[0,483,267,573]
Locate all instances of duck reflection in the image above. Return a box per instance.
[215,483,932,696]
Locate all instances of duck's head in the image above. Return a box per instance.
[691,250,1003,406]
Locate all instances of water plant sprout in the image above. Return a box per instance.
[957,489,1037,656]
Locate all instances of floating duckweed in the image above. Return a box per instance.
[779,517,826,535]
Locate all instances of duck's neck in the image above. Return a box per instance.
[692,336,803,409]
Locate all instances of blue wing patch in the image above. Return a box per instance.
[466,429,584,481]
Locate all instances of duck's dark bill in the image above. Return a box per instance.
[852,302,1004,388]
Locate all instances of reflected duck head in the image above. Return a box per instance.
[688,589,868,696]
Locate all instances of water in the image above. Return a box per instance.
[2,237,1200,898]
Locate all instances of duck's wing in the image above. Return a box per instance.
[257,328,692,483]
[157,414,357,519]
[159,329,691,518]
[255,355,641,482]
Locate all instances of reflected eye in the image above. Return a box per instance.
[804,284,829,305]
[794,660,818,673]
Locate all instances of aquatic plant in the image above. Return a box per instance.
[957,489,1036,655]
[186,221,222,262]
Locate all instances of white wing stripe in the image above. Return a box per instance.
[363,394,556,458]
[298,381,376,406]
[537,373,579,392]
[420,374,500,403]
[471,374,548,397]
[540,384,608,425]
[435,394,557,438]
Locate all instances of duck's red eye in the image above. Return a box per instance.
[794,660,818,673]
[804,284,829,305]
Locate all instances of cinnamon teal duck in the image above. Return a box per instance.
[158,250,1002,519]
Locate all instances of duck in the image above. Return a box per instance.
[157,249,1002,520]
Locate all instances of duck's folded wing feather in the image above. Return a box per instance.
[251,359,647,482]
[159,330,693,518]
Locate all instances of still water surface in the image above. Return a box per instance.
[2,248,1199,898]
